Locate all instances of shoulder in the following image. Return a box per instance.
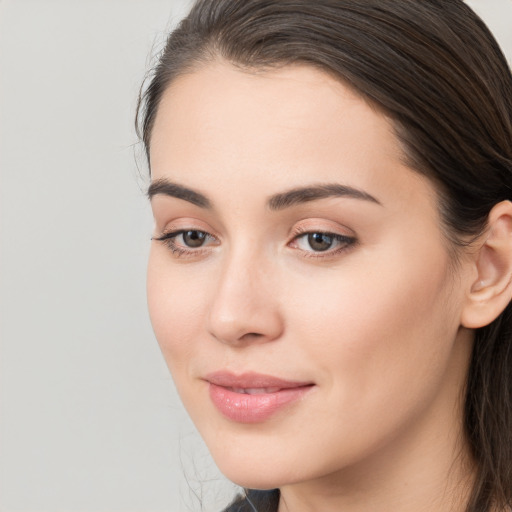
[222,489,280,512]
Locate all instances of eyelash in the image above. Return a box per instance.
[152,229,218,257]
[153,228,357,259]
[289,227,357,259]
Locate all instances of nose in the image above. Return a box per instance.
[206,251,284,347]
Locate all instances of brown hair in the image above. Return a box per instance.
[136,1,512,510]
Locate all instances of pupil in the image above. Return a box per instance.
[308,233,333,251]
[183,230,205,248]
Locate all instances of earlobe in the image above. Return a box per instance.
[461,200,512,329]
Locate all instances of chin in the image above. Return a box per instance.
[220,467,286,491]
[208,444,308,490]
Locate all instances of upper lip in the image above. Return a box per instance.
[205,371,314,389]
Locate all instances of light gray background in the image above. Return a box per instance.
[0,1,511,511]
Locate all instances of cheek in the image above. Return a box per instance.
[265,246,464,472]
[284,242,460,400]
[146,249,207,372]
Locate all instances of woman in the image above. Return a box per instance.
[136,1,512,511]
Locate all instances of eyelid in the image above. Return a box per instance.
[153,229,219,259]
[152,218,220,258]
[152,217,357,259]
[153,228,216,243]
[288,219,358,258]
[289,218,356,239]
[154,216,218,236]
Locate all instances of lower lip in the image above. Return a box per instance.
[208,383,313,423]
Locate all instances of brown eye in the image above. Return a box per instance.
[153,228,218,256]
[291,230,356,256]
[182,230,207,248]
[307,233,334,252]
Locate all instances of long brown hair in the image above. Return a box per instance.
[136,1,512,510]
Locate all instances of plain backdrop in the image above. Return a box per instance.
[0,1,511,511]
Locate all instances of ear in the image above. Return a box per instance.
[461,200,512,329]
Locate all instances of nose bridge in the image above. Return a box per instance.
[207,243,283,345]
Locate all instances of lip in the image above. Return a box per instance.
[205,371,315,424]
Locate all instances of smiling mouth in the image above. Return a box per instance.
[205,371,315,423]
[228,387,282,394]
[205,370,313,389]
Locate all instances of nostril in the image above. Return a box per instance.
[239,332,265,341]
[237,332,267,343]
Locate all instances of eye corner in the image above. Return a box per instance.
[288,228,357,259]
[153,227,220,260]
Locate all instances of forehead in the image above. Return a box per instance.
[150,61,399,163]
[149,61,435,214]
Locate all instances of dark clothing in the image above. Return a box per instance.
[222,489,280,512]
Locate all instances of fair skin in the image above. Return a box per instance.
[147,61,512,512]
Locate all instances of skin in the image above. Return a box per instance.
[147,62,480,512]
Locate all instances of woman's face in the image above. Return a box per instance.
[147,62,474,489]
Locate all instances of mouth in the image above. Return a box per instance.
[226,387,283,394]
[205,371,315,424]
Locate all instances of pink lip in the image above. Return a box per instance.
[205,371,314,424]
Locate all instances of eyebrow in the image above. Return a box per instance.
[147,178,381,210]
[267,183,381,210]
[147,179,211,208]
